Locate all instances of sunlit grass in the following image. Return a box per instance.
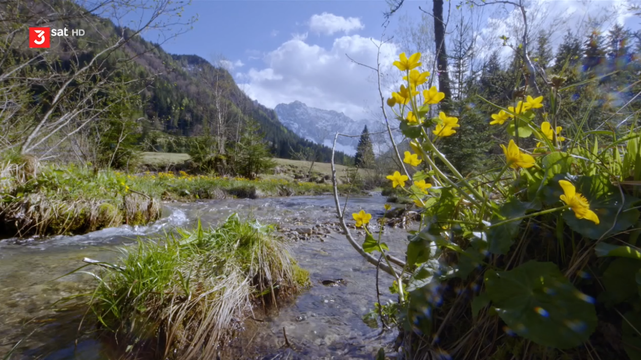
[80,215,308,359]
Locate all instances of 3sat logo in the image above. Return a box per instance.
[29,27,50,48]
[29,27,84,48]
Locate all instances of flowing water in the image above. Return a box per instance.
[0,194,409,359]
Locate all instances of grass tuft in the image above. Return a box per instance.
[83,214,307,359]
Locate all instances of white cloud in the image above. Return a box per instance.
[309,12,364,35]
[237,34,398,121]
[474,0,636,65]
[218,59,244,71]
[291,32,308,41]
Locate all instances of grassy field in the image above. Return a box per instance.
[139,152,191,166]
[139,152,365,178]
[272,158,356,176]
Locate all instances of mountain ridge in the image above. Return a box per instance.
[274,101,371,155]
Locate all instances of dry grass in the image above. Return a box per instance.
[139,152,191,166]
[80,214,308,359]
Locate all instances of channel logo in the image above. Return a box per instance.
[29,27,50,48]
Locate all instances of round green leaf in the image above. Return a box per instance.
[507,117,534,138]
[399,121,422,139]
[484,261,597,349]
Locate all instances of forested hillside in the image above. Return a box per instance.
[0,0,352,167]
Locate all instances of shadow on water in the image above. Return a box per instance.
[0,194,406,359]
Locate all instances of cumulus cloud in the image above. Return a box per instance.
[237,34,398,121]
[218,59,244,71]
[309,12,364,35]
[474,0,636,64]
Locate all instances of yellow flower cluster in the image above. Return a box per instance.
[490,96,544,125]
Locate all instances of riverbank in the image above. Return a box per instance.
[0,162,361,238]
[0,194,403,359]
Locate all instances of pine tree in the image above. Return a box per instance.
[534,30,553,70]
[583,29,606,73]
[354,125,375,169]
[553,31,582,74]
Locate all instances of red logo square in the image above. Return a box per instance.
[29,27,50,48]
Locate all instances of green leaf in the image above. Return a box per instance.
[362,233,378,254]
[412,170,428,182]
[541,152,573,183]
[457,247,486,278]
[423,187,457,222]
[484,261,597,349]
[399,121,422,139]
[376,348,386,360]
[507,115,534,138]
[600,258,641,306]
[407,237,431,268]
[622,311,641,360]
[471,292,490,319]
[595,243,641,260]
[488,200,540,255]
[379,242,389,251]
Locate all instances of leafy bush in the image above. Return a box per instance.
[350,52,641,359]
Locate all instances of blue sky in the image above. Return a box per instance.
[126,0,638,124]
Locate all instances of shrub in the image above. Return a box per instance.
[348,52,641,359]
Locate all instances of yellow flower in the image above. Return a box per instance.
[384,204,391,211]
[387,97,397,107]
[537,121,566,147]
[507,101,528,117]
[558,180,600,224]
[414,180,432,194]
[423,86,445,105]
[490,110,511,125]
[406,111,421,125]
[525,95,544,109]
[387,171,409,188]
[500,139,536,169]
[403,151,422,166]
[392,84,415,105]
[414,199,424,208]
[125,185,130,192]
[433,112,460,137]
[120,181,125,186]
[352,210,372,228]
[403,69,430,88]
[393,52,422,71]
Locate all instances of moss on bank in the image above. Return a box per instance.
[0,164,357,238]
[80,215,308,359]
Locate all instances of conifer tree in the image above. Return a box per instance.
[583,29,606,73]
[553,31,583,74]
[535,30,553,70]
[354,126,375,169]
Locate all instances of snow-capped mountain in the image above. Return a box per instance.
[274,101,369,155]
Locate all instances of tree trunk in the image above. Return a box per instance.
[433,0,452,112]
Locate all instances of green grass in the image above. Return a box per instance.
[139,152,191,166]
[0,163,358,237]
[79,215,308,359]
[138,152,363,179]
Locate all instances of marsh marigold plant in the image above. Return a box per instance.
[346,50,641,360]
